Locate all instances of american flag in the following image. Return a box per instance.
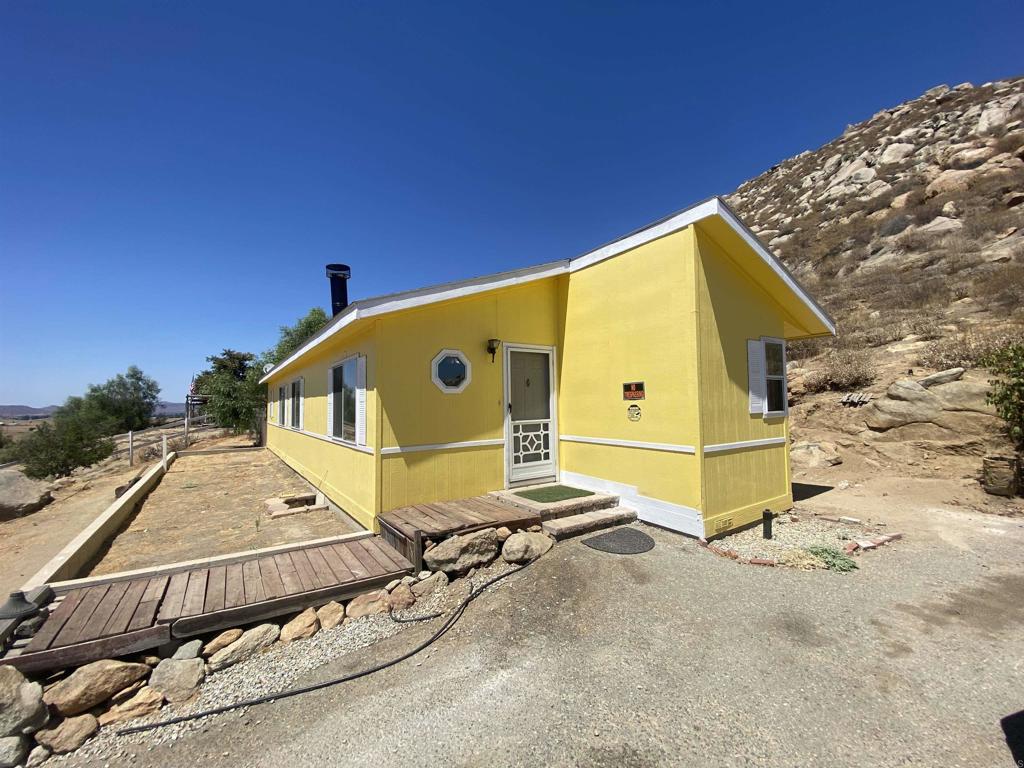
[188,375,196,395]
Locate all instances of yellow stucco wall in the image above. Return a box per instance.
[376,280,560,511]
[265,325,378,529]
[694,226,793,536]
[557,228,703,517]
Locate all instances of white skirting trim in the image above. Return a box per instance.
[559,470,703,537]
[381,438,505,456]
[703,436,787,454]
[559,434,696,455]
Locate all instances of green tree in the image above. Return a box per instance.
[15,418,115,479]
[197,350,266,433]
[983,341,1024,448]
[79,366,162,433]
[267,307,328,365]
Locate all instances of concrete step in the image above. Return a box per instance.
[490,486,619,521]
[541,507,638,540]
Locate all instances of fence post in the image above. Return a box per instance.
[162,435,168,471]
[184,413,189,448]
[128,430,134,467]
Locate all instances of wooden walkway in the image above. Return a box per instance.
[3,537,413,674]
[379,496,541,571]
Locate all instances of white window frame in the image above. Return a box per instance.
[761,336,788,418]
[277,385,286,426]
[287,377,304,430]
[327,354,367,447]
[431,349,472,394]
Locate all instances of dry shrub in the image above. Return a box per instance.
[972,262,1024,308]
[804,350,875,392]
[918,327,1024,370]
[788,336,834,362]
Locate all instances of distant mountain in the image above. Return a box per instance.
[0,402,186,419]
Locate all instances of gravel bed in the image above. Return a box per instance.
[54,559,524,766]
[711,513,873,563]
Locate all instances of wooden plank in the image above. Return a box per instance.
[414,504,465,528]
[241,560,267,605]
[224,563,246,609]
[331,543,370,580]
[2,625,170,675]
[141,575,169,603]
[52,585,110,648]
[128,576,169,631]
[272,553,304,595]
[180,569,209,617]
[257,558,286,600]
[304,548,340,589]
[396,506,449,534]
[377,512,418,539]
[318,544,356,584]
[204,566,227,613]
[357,538,403,573]
[24,590,85,653]
[287,550,320,592]
[431,502,487,526]
[77,581,129,643]
[372,538,415,572]
[169,573,400,639]
[157,571,190,622]
[101,579,148,637]
[344,540,388,578]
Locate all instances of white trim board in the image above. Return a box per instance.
[703,436,787,454]
[559,470,703,538]
[381,438,505,456]
[559,434,696,454]
[268,421,375,455]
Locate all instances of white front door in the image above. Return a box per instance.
[505,345,557,484]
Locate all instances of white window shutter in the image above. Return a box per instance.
[298,378,304,430]
[326,368,334,438]
[355,355,367,446]
[747,339,766,415]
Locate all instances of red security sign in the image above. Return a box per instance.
[623,382,645,400]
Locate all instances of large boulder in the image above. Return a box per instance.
[202,628,242,658]
[0,470,53,520]
[930,380,994,414]
[977,95,1024,135]
[863,380,942,430]
[423,529,500,575]
[148,658,204,703]
[316,602,345,631]
[0,735,28,768]
[34,714,98,754]
[879,142,915,164]
[206,624,279,672]
[0,666,47,737]
[345,590,390,619]
[97,686,164,726]
[919,367,965,387]
[280,608,319,643]
[411,571,448,598]
[42,660,150,717]
[501,532,554,564]
[790,441,843,469]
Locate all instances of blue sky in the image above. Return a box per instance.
[1,1,1021,405]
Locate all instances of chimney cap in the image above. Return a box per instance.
[326,263,351,278]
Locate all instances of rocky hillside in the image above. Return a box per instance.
[725,76,1024,502]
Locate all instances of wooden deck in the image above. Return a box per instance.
[378,496,541,571]
[2,537,413,674]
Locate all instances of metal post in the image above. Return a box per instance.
[128,430,134,467]
[162,435,168,471]
[762,508,773,540]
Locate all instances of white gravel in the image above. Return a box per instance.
[711,512,874,562]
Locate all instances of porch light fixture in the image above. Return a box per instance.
[487,338,501,363]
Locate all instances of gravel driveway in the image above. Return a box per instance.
[63,504,1024,767]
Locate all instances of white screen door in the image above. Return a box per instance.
[506,347,556,483]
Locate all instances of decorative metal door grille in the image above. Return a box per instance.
[512,420,551,465]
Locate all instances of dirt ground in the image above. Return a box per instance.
[87,448,362,575]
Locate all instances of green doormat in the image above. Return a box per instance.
[514,485,594,504]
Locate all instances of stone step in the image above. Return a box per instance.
[541,507,638,540]
[489,487,619,521]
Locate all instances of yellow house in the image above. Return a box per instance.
[259,197,834,539]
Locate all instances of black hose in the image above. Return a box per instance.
[118,559,535,735]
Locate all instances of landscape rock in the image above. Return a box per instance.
[0,666,47,737]
[917,216,962,235]
[919,368,965,388]
[202,628,242,658]
[107,679,144,706]
[316,601,345,630]
[947,145,997,170]
[26,744,50,767]
[925,168,975,197]
[981,455,1019,497]
[280,608,320,643]
[879,142,915,164]
[411,571,448,598]
[0,470,53,519]
[931,380,994,414]
[423,529,500,575]
[977,95,1023,135]
[384,579,402,592]
[790,441,843,468]
[386,583,416,611]
[42,660,150,717]
[97,686,163,726]
[207,624,280,672]
[495,526,512,543]
[34,714,98,754]
[345,590,390,619]
[170,639,203,660]
[148,658,205,703]
[501,532,554,564]
[0,735,28,768]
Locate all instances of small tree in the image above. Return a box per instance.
[82,366,161,433]
[197,350,266,434]
[16,417,115,479]
[983,341,1024,448]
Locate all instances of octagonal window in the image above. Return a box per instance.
[431,349,471,393]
